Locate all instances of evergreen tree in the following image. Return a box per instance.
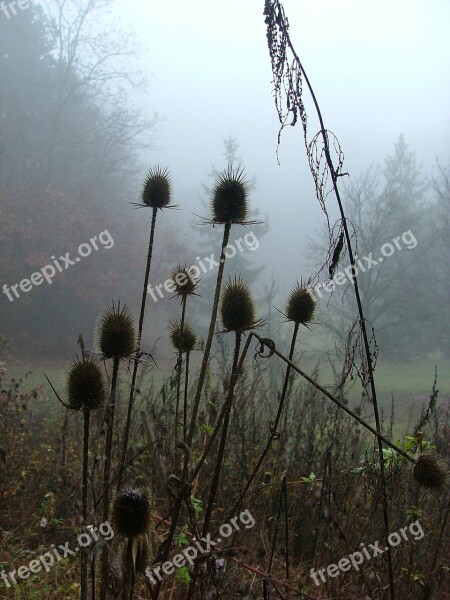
[310,137,438,359]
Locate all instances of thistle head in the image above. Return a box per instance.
[413,453,449,490]
[97,301,136,359]
[211,166,248,224]
[220,275,257,333]
[285,282,316,326]
[171,265,197,299]
[113,487,151,538]
[169,320,196,353]
[141,165,171,209]
[67,356,106,411]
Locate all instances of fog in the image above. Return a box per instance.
[113,0,450,280]
[1,0,449,361]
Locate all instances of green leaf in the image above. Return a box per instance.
[176,566,191,585]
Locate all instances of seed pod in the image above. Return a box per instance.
[67,356,106,411]
[413,453,449,490]
[220,276,256,333]
[169,321,196,353]
[97,302,136,359]
[286,282,315,325]
[142,165,171,209]
[211,166,248,224]
[113,487,151,538]
[171,265,197,298]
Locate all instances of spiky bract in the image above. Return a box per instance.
[141,165,171,208]
[413,454,449,490]
[211,166,248,223]
[67,356,106,411]
[169,320,196,353]
[171,265,197,298]
[122,536,150,574]
[286,282,315,325]
[97,301,136,359]
[220,276,256,333]
[113,487,151,538]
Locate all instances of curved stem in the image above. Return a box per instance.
[228,323,299,519]
[268,6,395,595]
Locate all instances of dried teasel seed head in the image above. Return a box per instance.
[413,454,449,490]
[286,282,316,325]
[97,301,136,359]
[220,275,256,333]
[67,356,106,411]
[113,487,151,538]
[171,265,197,298]
[141,165,171,208]
[169,320,196,353]
[211,166,248,224]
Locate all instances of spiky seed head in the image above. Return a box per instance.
[286,283,316,325]
[113,487,151,538]
[169,320,196,353]
[67,356,106,411]
[211,166,248,223]
[413,454,449,490]
[220,275,256,333]
[141,165,171,208]
[171,265,197,298]
[97,301,136,359]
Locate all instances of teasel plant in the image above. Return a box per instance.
[186,276,263,600]
[150,168,259,600]
[169,318,197,448]
[263,2,399,595]
[187,166,260,448]
[169,265,198,449]
[229,280,316,517]
[413,452,449,491]
[117,165,174,491]
[112,487,152,600]
[70,357,106,600]
[45,355,106,600]
[97,301,136,600]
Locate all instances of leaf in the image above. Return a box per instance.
[176,566,191,585]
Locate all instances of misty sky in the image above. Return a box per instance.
[113,0,450,289]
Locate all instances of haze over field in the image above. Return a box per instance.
[112,0,450,277]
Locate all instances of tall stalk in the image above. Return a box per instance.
[187,222,230,445]
[174,296,187,448]
[264,3,395,595]
[61,356,105,600]
[186,332,242,600]
[80,408,90,600]
[100,356,119,600]
[118,165,172,490]
[117,206,157,490]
